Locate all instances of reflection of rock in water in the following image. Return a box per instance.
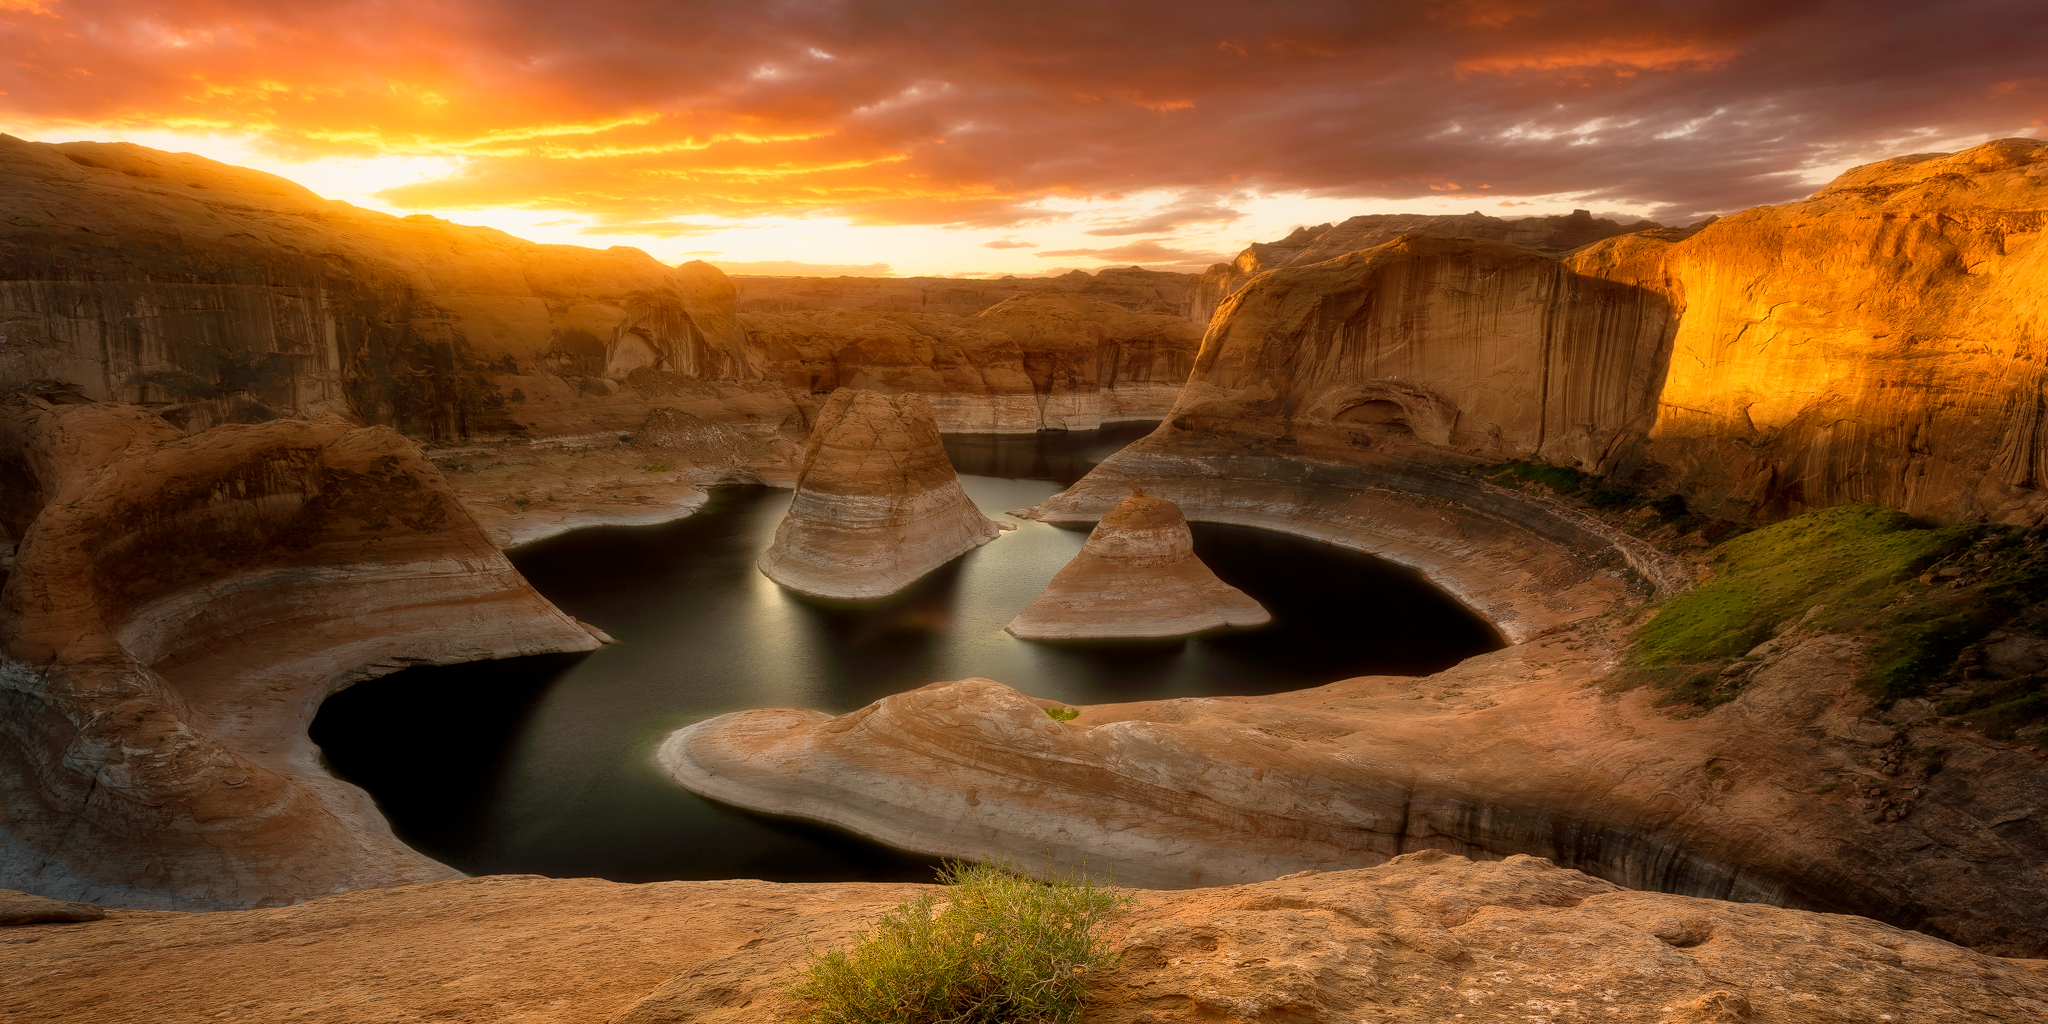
[758,389,1004,600]
[1008,492,1267,640]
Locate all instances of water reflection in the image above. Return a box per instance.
[310,424,1501,883]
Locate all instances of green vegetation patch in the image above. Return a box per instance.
[785,861,1131,1024]
[1043,706,1080,722]
[1632,504,1966,668]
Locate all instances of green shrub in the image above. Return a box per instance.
[1488,459,1587,494]
[1632,505,1967,667]
[643,462,671,473]
[1044,707,1079,722]
[785,861,1131,1024]
[1584,485,1639,509]
[1651,493,1690,521]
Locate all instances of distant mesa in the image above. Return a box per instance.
[757,388,1004,600]
[1006,491,1269,640]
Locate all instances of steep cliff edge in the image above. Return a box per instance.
[0,396,601,908]
[1188,208,1675,324]
[741,293,1201,432]
[0,136,752,439]
[11,855,2045,1023]
[1580,137,2048,523]
[758,390,1004,599]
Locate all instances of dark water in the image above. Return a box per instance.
[310,424,1502,883]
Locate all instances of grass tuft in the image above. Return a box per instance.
[784,861,1131,1024]
[1044,706,1079,722]
[1631,505,1966,668]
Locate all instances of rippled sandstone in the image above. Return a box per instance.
[11,854,2045,1023]
[757,389,1004,599]
[741,292,1201,432]
[665,602,2048,957]
[0,394,600,908]
[1006,492,1268,640]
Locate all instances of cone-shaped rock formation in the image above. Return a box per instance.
[758,389,1002,599]
[1006,492,1268,639]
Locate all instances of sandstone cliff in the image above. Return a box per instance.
[0,395,601,908]
[10,854,2045,1023]
[734,265,1194,317]
[0,136,753,440]
[758,389,1004,599]
[1188,209,1676,324]
[741,293,1201,432]
[1155,138,2048,525]
[1580,137,2048,523]
[1006,492,1269,640]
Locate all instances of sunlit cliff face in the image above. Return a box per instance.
[1,0,2042,275]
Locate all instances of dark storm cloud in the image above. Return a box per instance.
[0,0,2042,224]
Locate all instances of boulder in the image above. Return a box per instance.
[1006,492,1268,640]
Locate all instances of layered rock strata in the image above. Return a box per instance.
[733,265,1194,317]
[757,390,1003,599]
[1188,208,1677,324]
[741,293,1200,432]
[1006,493,1268,640]
[666,610,2048,956]
[11,854,2046,1023]
[0,396,600,908]
[1161,138,2048,524]
[0,136,752,441]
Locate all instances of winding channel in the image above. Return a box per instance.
[310,424,1502,883]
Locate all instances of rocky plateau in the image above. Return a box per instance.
[8,853,2047,1023]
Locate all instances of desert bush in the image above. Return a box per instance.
[784,861,1131,1024]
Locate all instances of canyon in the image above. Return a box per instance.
[4,133,2048,1019]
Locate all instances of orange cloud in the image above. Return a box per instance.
[0,0,2040,229]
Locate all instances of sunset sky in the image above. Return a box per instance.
[2,0,2042,277]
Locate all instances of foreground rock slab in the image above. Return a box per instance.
[758,388,1003,599]
[664,616,2048,958]
[1007,492,1268,640]
[5,854,2042,1023]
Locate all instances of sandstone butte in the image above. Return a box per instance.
[757,389,1004,600]
[6,853,2047,1023]
[666,140,2048,960]
[1005,491,1270,640]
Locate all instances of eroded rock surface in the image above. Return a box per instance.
[0,135,752,439]
[733,265,1194,318]
[742,293,1200,432]
[0,396,599,908]
[665,614,2048,957]
[8,855,2044,1023]
[758,389,1002,599]
[1007,492,1268,640]
[1188,208,1676,324]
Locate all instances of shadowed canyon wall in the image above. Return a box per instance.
[0,136,754,441]
[0,394,601,907]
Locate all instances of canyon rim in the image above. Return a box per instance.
[5,3,2048,1019]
